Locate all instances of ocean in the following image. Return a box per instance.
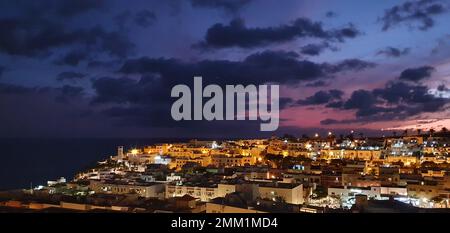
[0,138,188,190]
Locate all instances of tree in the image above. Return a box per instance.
[403,129,408,136]
[281,157,297,169]
[264,153,283,168]
[311,186,328,199]
[417,129,422,136]
[430,128,435,136]
[282,134,296,141]
[347,133,354,141]
[441,127,448,133]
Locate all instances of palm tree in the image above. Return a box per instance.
[430,128,435,136]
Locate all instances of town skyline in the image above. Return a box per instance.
[2,129,450,213]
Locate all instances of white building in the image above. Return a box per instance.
[165,183,236,202]
[328,186,381,199]
[257,183,304,205]
[89,180,165,198]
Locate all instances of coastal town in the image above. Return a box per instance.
[1,129,450,213]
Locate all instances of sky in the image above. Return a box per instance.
[0,0,450,138]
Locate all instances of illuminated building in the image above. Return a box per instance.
[257,182,304,205]
[89,180,165,198]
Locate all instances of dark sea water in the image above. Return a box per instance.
[0,138,187,190]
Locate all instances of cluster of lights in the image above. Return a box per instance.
[103,133,450,210]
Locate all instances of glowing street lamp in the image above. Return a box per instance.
[131,149,138,155]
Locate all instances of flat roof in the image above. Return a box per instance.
[256,182,301,189]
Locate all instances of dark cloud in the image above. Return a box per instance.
[373,81,439,105]
[47,0,106,18]
[93,51,328,127]
[55,85,84,103]
[0,82,37,95]
[0,0,106,19]
[0,17,135,58]
[54,51,89,66]
[0,1,134,60]
[300,42,334,56]
[87,60,123,70]
[90,76,261,129]
[325,101,343,108]
[118,50,374,87]
[0,82,84,104]
[379,0,448,31]
[91,77,142,105]
[114,10,156,29]
[376,47,411,57]
[91,75,167,105]
[0,18,77,56]
[196,17,361,49]
[134,10,157,28]
[320,118,339,125]
[190,0,253,13]
[296,89,344,106]
[89,51,374,129]
[321,80,450,124]
[0,1,111,62]
[323,59,376,73]
[279,97,295,110]
[320,117,390,125]
[85,27,136,58]
[334,23,360,39]
[325,11,338,18]
[342,89,379,116]
[398,65,435,81]
[0,66,4,78]
[305,80,328,87]
[100,103,272,137]
[110,51,374,128]
[113,10,132,29]
[96,91,286,136]
[56,72,86,82]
